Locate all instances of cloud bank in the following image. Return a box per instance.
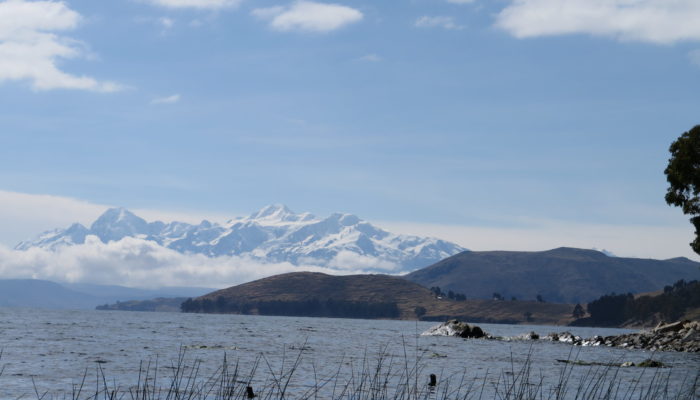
[496,0,700,44]
[0,236,382,288]
[252,1,363,33]
[0,0,122,91]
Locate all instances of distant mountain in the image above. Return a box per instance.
[0,279,213,310]
[405,247,700,304]
[16,205,466,272]
[182,272,574,324]
[61,283,213,301]
[0,279,101,309]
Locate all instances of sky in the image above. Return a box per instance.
[1,0,700,282]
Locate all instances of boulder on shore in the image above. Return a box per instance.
[544,331,583,345]
[421,319,487,338]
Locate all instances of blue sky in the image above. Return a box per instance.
[1,0,700,261]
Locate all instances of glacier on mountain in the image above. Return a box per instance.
[15,205,466,273]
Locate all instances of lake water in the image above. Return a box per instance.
[0,308,698,399]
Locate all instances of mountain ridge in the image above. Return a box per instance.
[15,205,466,273]
[405,247,700,303]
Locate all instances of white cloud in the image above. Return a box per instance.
[252,1,363,33]
[159,16,175,29]
[328,250,399,271]
[0,0,123,92]
[496,0,700,44]
[415,16,463,30]
[689,49,700,67]
[358,53,381,62]
[151,93,181,104]
[144,0,242,10]
[0,237,382,288]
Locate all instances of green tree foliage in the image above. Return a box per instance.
[181,298,194,312]
[586,293,633,325]
[572,303,585,319]
[586,280,700,326]
[665,125,700,255]
[414,306,427,318]
[430,286,466,301]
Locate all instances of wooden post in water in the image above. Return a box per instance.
[429,374,437,387]
[246,386,256,398]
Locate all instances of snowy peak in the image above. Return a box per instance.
[15,223,90,251]
[90,207,150,242]
[329,213,361,226]
[91,207,140,227]
[247,204,316,224]
[249,204,293,219]
[15,205,467,273]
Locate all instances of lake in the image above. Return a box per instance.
[0,308,698,399]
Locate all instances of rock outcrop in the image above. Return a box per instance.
[421,319,487,338]
[585,320,700,352]
[523,321,700,353]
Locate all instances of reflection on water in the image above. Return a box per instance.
[0,308,698,398]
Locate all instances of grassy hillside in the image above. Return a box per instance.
[185,272,574,324]
[405,247,700,303]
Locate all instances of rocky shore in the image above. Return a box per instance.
[569,320,700,352]
[422,319,700,353]
[421,319,487,338]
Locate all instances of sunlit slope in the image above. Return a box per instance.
[192,272,573,324]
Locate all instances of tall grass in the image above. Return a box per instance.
[1,345,697,400]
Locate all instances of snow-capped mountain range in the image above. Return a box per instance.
[16,205,466,272]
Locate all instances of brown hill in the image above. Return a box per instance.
[405,248,700,303]
[185,272,574,325]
